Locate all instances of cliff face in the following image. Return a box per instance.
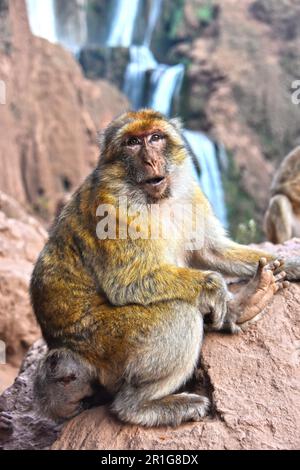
[0,191,45,393]
[0,0,129,218]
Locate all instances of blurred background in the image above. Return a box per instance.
[0,0,300,394]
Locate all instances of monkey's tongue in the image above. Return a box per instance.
[145,176,166,186]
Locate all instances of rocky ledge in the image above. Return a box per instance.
[0,240,300,450]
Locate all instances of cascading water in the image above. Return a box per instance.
[120,0,184,116]
[144,0,163,47]
[26,0,57,43]
[54,0,88,54]
[26,0,87,53]
[149,64,184,116]
[107,0,141,47]
[123,46,157,110]
[184,130,227,226]
[25,0,228,226]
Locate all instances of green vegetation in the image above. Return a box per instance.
[235,219,258,245]
[222,151,263,243]
[33,195,50,220]
[196,3,214,24]
[168,0,185,39]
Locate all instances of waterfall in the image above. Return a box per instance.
[122,0,183,116]
[150,64,184,116]
[25,0,228,227]
[107,0,141,47]
[26,0,57,43]
[184,130,228,226]
[26,0,87,53]
[55,0,88,54]
[144,0,163,47]
[123,46,157,110]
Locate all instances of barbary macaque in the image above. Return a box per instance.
[7,110,298,429]
[264,146,300,244]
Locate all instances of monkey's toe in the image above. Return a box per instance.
[185,394,210,421]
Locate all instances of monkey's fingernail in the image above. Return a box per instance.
[259,257,267,267]
[283,281,290,288]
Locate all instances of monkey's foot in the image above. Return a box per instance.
[226,258,289,333]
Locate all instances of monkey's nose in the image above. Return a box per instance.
[143,158,159,171]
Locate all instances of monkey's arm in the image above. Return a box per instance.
[99,239,227,308]
[189,188,300,280]
[191,237,273,278]
[199,226,300,281]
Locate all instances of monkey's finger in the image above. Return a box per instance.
[211,303,227,331]
[258,257,267,270]
[273,280,290,293]
[274,271,287,282]
[269,259,281,270]
[265,259,285,273]
[273,259,286,274]
[254,258,267,279]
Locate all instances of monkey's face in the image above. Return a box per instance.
[101,110,187,201]
[121,131,170,200]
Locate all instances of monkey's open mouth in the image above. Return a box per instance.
[144,176,166,187]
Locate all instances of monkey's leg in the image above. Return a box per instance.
[111,302,210,427]
[264,194,293,244]
[216,258,288,333]
[34,349,99,422]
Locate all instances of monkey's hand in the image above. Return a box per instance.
[200,272,232,331]
[223,258,289,333]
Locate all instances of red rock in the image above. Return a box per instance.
[0,192,45,373]
[1,241,299,450]
[0,0,129,218]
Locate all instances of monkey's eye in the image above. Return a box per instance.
[150,133,163,143]
[126,136,140,147]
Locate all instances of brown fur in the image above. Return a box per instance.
[31,110,300,427]
[265,146,300,243]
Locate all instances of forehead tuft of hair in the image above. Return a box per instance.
[99,109,185,161]
[120,109,167,135]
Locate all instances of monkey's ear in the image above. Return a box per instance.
[169,117,184,132]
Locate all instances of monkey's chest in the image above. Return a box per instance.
[163,242,187,268]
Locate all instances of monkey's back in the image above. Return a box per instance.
[271,147,300,213]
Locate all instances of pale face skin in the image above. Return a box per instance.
[122,131,170,199]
